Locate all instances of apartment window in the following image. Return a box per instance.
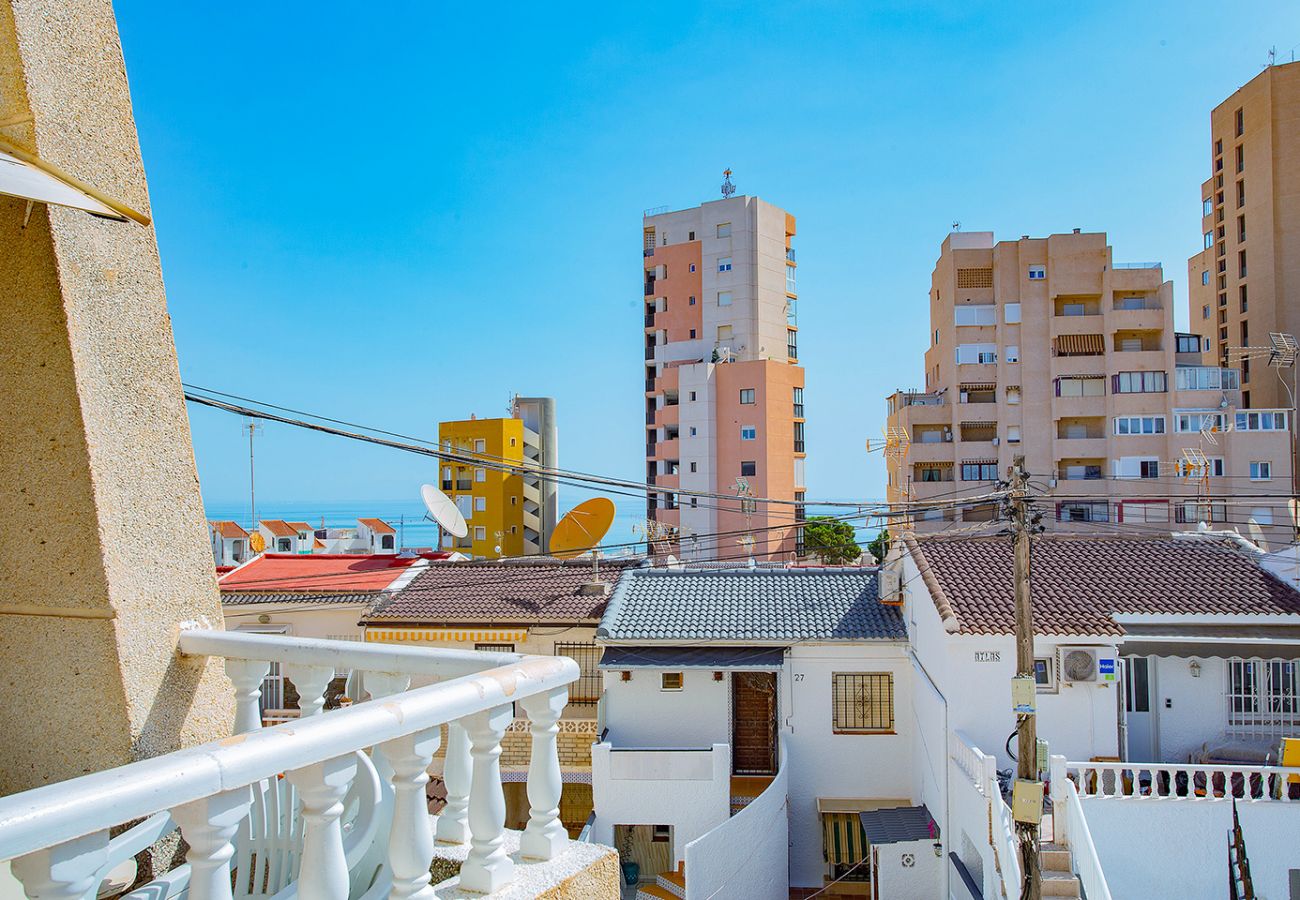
[511,496,518,505]
[1240,285,1248,312]
[718,291,733,307]
[717,222,731,238]
[275,538,292,552]
[1034,657,1058,692]
[474,526,487,541]
[793,386,804,418]
[689,263,696,273]
[1057,502,1108,524]
[741,426,757,441]
[787,328,798,360]
[740,461,757,477]
[1238,215,1246,243]
[1115,457,1160,479]
[660,672,684,691]
[1235,107,1244,137]
[1113,371,1167,393]
[1028,265,1046,280]
[1056,376,1105,397]
[689,295,696,306]
[954,304,996,326]
[689,462,697,473]
[1250,461,1272,481]
[832,673,894,734]
[1114,416,1165,435]
[1202,305,1210,319]
[786,265,796,294]
[1202,271,1210,286]
[689,427,698,436]
[1005,345,1019,363]
[474,496,486,512]
[1007,386,1021,405]
[1204,231,1213,250]
[686,328,694,339]
[794,421,805,453]
[1004,303,1021,324]
[1007,425,1021,443]
[475,468,486,482]
[1203,198,1213,217]
[961,462,997,481]
[473,438,486,454]
[1176,500,1228,525]
[1215,138,1224,156]
[1237,180,1245,208]
[740,388,755,405]
[1174,411,1227,433]
[688,231,695,240]
[1175,334,1201,354]
[718,256,732,272]
[717,324,733,343]
[955,343,998,365]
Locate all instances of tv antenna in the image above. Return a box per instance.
[721,169,736,199]
[734,477,757,559]
[952,221,961,232]
[243,418,263,531]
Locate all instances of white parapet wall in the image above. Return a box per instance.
[684,740,789,899]
[590,742,731,866]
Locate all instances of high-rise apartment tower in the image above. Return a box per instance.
[643,195,806,561]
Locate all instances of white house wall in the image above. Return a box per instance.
[222,604,368,641]
[601,668,729,748]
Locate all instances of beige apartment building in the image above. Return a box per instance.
[1188,60,1300,414]
[887,230,1293,542]
[643,194,806,561]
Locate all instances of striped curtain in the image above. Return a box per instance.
[822,812,869,866]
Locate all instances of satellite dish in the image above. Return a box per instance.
[249,532,266,553]
[550,497,616,559]
[1246,518,1269,552]
[421,483,468,538]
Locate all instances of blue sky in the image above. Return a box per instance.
[116,2,1300,513]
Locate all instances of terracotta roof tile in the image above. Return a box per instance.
[903,534,1300,636]
[221,591,379,607]
[211,520,249,539]
[362,559,640,624]
[358,517,395,534]
[260,519,298,538]
[286,521,314,532]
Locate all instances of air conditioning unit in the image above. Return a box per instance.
[1059,647,1118,685]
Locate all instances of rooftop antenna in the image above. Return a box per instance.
[721,169,736,199]
[734,477,757,561]
[243,418,263,532]
[952,221,961,232]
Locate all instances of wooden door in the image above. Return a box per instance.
[731,672,777,774]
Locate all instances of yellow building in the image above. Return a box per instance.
[439,397,557,558]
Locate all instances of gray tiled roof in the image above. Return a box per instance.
[220,591,380,607]
[597,567,905,643]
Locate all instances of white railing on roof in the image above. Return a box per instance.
[949,731,1019,898]
[0,627,579,899]
[992,789,1021,900]
[949,730,987,791]
[1066,759,1300,802]
[1049,756,1112,900]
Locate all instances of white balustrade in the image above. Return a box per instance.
[460,704,515,893]
[0,628,579,900]
[173,788,255,900]
[1049,755,1112,900]
[436,722,473,845]
[519,688,569,861]
[1067,759,1300,802]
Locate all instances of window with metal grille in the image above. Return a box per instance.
[956,267,993,289]
[832,673,894,733]
[1227,659,1299,739]
[475,643,515,653]
[554,642,601,706]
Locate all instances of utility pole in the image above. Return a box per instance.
[1009,455,1041,900]
[245,419,262,532]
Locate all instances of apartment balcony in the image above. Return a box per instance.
[1053,394,1107,418]
[1053,437,1108,460]
[652,437,680,460]
[1109,304,1164,331]
[655,403,679,427]
[896,402,951,428]
[1051,354,1106,378]
[956,439,999,459]
[1052,312,1104,335]
[0,630,615,899]
[1056,459,1107,481]
[656,472,680,491]
[1110,348,1165,371]
[908,437,957,463]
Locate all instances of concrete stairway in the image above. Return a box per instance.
[1040,843,1081,898]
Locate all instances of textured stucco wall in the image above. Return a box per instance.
[0,0,232,793]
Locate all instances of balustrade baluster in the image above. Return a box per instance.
[520,688,568,860]
[436,722,472,844]
[286,754,359,900]
[173,788,255,900]
[226,659,271,734]
[459,704,514,893]
[10,831,108,900]
[283,663,336,718]
[378,726,441,899]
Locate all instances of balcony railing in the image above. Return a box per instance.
[785,247,796,263]
[644,282,655,296]
[0,628,580,898]
[644,313,655,328]
[1065,758,1300,802]
[1113,261,1161,269]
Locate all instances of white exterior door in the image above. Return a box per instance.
[1124,656,1157,761]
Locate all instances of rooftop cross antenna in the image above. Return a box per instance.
[721,169,736,199]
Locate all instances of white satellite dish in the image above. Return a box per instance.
[421,483,467,538]
[1246,517,1269,553]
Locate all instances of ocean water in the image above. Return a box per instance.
[203,496,650,556]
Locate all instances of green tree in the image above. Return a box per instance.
[866,528,891,564]
[804,516,861,565]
